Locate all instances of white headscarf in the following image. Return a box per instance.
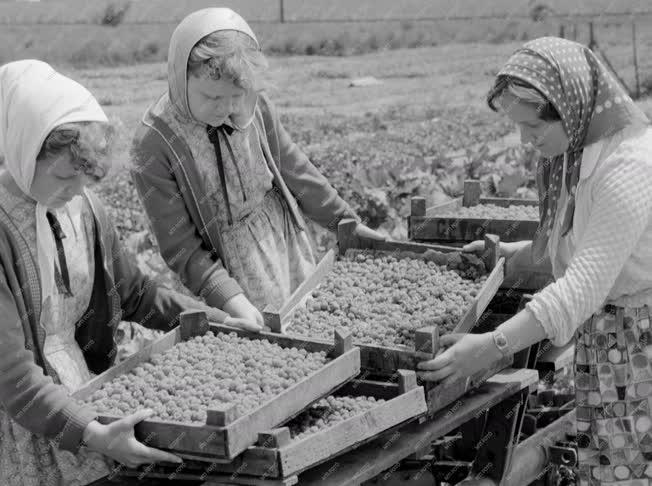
[167,8,260,130]
[0,60,108,302]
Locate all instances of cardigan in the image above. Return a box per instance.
[130,92,358,308]
[0,189,228,453]
[527,125,652,346]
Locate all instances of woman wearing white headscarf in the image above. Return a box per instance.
[0,60,254,485]
[131,8,383,327]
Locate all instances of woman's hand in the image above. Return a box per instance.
[463,239,529,262]
[223,294,264,328]
[84,410,182,468]
[353,222,387,241]
[417,333,502,385]
[224,316,265,332]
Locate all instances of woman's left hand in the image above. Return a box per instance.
[417,333,502,385]
[354,222,387,241]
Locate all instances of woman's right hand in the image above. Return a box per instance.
[84,410,182,468]
[462,239,530,265]
[223,293,264,328]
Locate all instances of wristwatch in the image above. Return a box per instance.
[492,331,511,357]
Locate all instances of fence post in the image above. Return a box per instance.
[632,21,641,99]
[559,23,565,38]
[588,21,595,49]
[279,0,285,23]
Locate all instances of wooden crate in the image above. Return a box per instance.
[409,180,540,244]
[263,219,510,414]
[73,311,361,462]
[124,371,428,482]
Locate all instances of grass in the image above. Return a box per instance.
[1,0,651,25]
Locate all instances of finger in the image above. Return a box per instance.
[439,333,463,348]
[115,409,153,429]
[418,365,455,382]
[254,311,264,327]
[133,442,183,464]
[237,319,263,332]
[462,240,484,253]
[417,349,453,370]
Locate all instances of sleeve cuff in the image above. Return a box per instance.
[526,295,569,347]
[57,401,98,453]
[200,276,244,309]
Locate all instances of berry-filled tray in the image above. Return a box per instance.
[263,219,506,381]
[120,372,427,482]
[73,311,361,462]
[409,179,540,244]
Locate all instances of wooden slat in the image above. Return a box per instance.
[276,386,427,477]
[488,367,540,392]
[298,381,524,486]
[463,179,482,207]
[479,196,538,207]
[454,257,505,334]
[225,348,361,459]
[120,468,297,486]
[263,250,336,333]
[409,216,539,243]
[95,415,227,458]
[411,197,427,217]
[425,197,463,216]
[73,328,180,400]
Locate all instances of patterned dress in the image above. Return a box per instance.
[574,307,652,485]
[0,186,112,486]
[157,97,316,309]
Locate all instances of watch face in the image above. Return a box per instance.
[497,335,507,347]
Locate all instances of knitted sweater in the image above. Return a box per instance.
[527,125,652,346]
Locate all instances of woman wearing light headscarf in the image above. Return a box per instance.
[131,8,383,326]
[0,60,255,485]
[419,38,652,485]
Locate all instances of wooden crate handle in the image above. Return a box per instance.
[414,326,439,360]
[180,310,209,341]
[337,218,359,256]
[334,328,353,356]
[397,370,418,394]
[257,427,292,448]
[411,197,427,217]
[483,233,500,270]
[463,180,481,207]
[206,404,237,427]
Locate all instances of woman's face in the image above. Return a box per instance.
[31,150,92,208]
[499,91,570,157]
[187,74,246,126]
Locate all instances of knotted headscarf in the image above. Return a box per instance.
[0,60,108,302]
[496,37,649,261]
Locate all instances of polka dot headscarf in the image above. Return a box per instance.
[497,37,649,261]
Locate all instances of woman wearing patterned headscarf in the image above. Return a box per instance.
[419,37,652,485]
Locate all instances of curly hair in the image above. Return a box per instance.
[37,122,114,182]
[487,75,561,122]
[187,30,267,91]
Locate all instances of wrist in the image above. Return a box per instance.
[82,420,104,451]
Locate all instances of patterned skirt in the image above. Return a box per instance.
[574,304,652,485]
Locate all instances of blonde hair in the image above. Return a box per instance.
[187,30,267,91]
[487,75,561,121]
[38,122,114,182]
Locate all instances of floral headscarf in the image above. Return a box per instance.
[496,37,649,260]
